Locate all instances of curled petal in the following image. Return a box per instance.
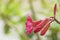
[34,18,50,33]
[40,21,50,36]
[33,20,42,27]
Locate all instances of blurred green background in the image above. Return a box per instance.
[0,0,60,40]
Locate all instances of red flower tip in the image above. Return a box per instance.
[27,16,33,22]
[54,4,57,17]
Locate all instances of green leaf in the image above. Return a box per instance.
[4,0,21,16]
[4,24,10,34]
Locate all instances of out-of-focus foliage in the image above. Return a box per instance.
[0,0,60,40]
[4,24,10,34]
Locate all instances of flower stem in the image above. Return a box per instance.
[29,0,36,20]
[29,0,40,40]
[54,18,60,24]
[50,17,60,24]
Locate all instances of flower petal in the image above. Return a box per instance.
[26,16,33,34]
[33,20,42,27]
[34,18,50,33]
[40,21,50,36]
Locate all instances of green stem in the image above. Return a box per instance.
[29,0,36,20]
[54,18,60,24]
[29,0,40,40]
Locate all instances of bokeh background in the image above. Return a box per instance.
[0,0,60,40]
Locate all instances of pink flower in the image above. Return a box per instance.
[25,16,51,35]
[25,4,57,36]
